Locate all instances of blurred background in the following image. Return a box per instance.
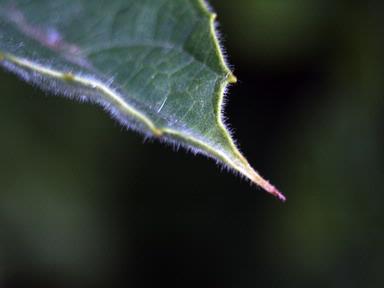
[0,0,383,287]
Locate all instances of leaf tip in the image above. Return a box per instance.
[266,184,286,202]
[226,148,285,201]
[240,162,285,201]
[252,173,286,202]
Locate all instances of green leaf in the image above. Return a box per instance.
[0,0,284,200]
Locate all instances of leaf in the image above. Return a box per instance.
[0,0,285,201]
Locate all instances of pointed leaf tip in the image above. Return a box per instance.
[260,180,286,202]
[246,167,286,202]
[268,186,286,202]
[230,152,285,201]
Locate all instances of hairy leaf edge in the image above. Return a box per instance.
[196,0,285,201]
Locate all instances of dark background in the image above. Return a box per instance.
[1,0,383,287]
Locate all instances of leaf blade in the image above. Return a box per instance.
[0,0,284,200]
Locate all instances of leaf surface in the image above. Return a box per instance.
[0,0,284,200]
